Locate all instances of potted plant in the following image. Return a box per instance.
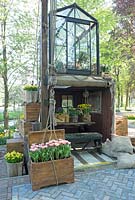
[68,107,80,123]
[55,107,69,122]
[23,84,38,103]
[76,51,89,68]
[4,151,23,177]
[77,104,91,122]
[29,139,74,191]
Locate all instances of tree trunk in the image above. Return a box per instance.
[120,86,123,107]
[116,71,120,111]
[125,87,129,110]
[3,76,9,129]
[41,0,49,129]
[2,16,9,129]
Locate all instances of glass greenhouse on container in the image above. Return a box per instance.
[49,3,100,75]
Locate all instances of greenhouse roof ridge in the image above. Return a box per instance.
[56,3,98,22]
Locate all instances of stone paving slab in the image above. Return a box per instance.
[12,168,135,200]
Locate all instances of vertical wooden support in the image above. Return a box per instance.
[41,0,48,129]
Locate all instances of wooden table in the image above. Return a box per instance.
[56,121,102,153]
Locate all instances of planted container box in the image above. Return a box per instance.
[24,84,38,103]
[29,139,74,191]
[30,157,74,190]
[5,151,23,177]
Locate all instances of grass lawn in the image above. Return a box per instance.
[0,111,23,122]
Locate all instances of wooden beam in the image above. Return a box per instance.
[41,0,48,129]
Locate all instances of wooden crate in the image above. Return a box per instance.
[24,103,40,122]
[19,120,33,136]
[28,129,65,147]
[30,157,74,191]
[130,137,135,146]
[7,138,24,153]
[115,116,128,136]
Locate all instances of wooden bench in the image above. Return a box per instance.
[65,132,102,153]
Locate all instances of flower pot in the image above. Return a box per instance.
[82,114,91,122]
[6,162,23,177]
[69,115,78,123]
[30,157,74,191]
[25,91,38,103]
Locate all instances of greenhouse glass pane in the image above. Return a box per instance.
[91,26,97,74]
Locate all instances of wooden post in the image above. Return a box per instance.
[41,0,48,129]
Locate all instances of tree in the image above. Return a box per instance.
[112,0,135,109]
[0,0,40,128]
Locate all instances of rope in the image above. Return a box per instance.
[51,157,59,185]
[42,0,59,185]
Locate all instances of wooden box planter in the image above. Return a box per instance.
[6,162,23,177]
[24,103,40,122]
[28,129,65,147]
[115,116,128,136]
[25,91,38,103]
[30,157,74,191]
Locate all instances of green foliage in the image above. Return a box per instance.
[5,151,23,163]
[0,130,13,145]
[29,140,71,162]
[0,0,40,128]
[0,111,23,122]
[127,115,135,120]
[23,85,38,91]
[68,107,80,116]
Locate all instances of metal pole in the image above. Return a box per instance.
[41,0,48,129]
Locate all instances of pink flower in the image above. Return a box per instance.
[30,147,38,152]
[54,142,60,147]
[31,144,39,148]
[40,144,48,149]
[48,143,55,147]
[58,139,71,145]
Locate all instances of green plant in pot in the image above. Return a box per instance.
[23,85,38,91]
[23,84,38,103]
[5,151,23,177]
[77,104,91,122]
[68,107,80,123]
[77,51,89,68]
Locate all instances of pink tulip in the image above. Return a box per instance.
[30,147,38,152]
